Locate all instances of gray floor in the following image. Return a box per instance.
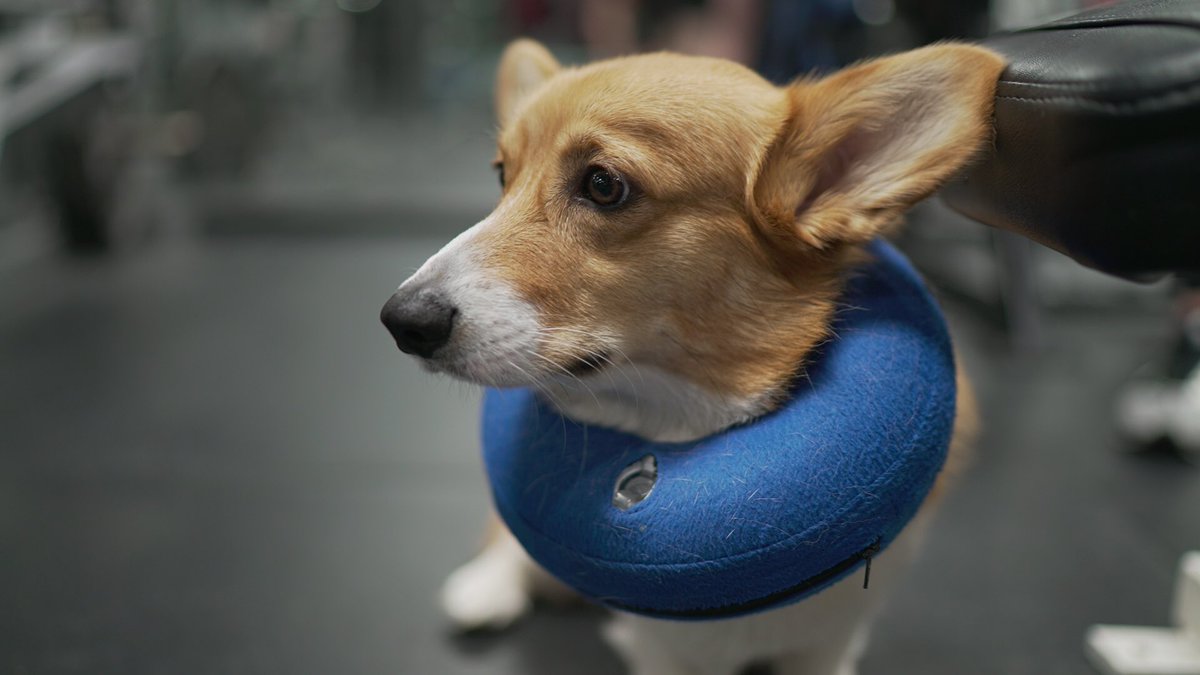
[2,234,1197,675]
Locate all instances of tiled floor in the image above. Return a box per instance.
[2,234,1196,674]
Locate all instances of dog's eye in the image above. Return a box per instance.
[582,167,628,207]
[495,162,505,189]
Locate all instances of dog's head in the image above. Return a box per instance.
[382,40,1002,432]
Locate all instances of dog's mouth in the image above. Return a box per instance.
[421,344,613,387]
[565,350,612,377]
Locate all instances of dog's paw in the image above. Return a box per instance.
[440,550,531,631]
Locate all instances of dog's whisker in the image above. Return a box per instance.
[537,327,649,415]
[529,350,604,412]
[535,326,642,381]
[506,358,571,412]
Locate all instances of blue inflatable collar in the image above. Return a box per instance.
[481,240,956,619]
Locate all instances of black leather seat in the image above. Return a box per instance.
[941,0,1200,277]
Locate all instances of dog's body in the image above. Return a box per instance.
[383,40,1002,675]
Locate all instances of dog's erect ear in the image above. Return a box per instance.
[751,44,1005,249]
[496,39,561,128]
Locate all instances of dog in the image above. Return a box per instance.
[381,39,1003,675]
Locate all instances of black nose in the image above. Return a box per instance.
[380,290,458,358]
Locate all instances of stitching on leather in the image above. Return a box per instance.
[1000,77,1200,91]
[1023,17,1200,34]
[1050,16,1200,28]
[1034,0,1200,31]
[996,79,1200,114]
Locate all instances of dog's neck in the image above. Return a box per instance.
[541,363,774,443]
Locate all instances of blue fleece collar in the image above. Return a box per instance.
[481,240,956,619]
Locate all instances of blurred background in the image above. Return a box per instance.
[2,1,1196,674]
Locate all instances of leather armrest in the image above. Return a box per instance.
[941,0,1200,277]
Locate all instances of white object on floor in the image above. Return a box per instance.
[1086,552,1200,675]
[1117,363,1200,458]
[1175,364,1200,454]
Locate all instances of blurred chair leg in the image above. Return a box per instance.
[1085,552,1200,675]
[994,229,1043,352]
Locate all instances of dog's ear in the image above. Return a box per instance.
[750,44,1005,249]
[496,39,561,128]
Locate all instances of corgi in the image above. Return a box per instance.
[381,39,1003,675]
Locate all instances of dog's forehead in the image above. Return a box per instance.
[571,53,773,107]
[504,53,781,158]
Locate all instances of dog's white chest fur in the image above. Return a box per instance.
[544,363,770,443]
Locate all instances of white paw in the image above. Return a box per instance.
[439,549,531,631]
[1170,363,1200,456]
[1116,382,1176,442]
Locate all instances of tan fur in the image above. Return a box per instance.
[495,39,562,128]
[484,41,1004,414]
[752,46,1005,250]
